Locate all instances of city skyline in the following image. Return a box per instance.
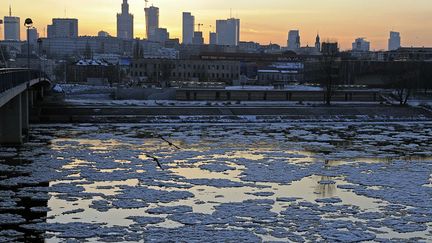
[1,0,432,50]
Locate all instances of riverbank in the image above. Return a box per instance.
[31,103,432,123]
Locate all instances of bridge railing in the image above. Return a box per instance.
[0,69,49,94]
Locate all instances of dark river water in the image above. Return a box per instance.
[1,122,431,242]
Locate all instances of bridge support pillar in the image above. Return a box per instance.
[21,91,29,140]
[29,90,34,108]
[0,94,23,145]
[37,86,44,100]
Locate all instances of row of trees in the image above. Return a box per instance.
[318,55,432,106]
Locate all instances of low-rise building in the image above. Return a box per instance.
[257,62,304,85]
[41,36,134,58]
[67,59,119,85]
[130,58,240,86]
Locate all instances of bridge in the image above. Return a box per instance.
[0,69,51,145]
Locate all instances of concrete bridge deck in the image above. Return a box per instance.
[0,69,50,145]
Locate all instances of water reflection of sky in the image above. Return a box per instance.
[1,123,432,242]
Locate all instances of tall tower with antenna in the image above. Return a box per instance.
[117,0,134,39]
[3,4,20,41]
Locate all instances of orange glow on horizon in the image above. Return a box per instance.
[1,0,431,50]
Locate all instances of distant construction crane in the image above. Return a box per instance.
[196,23,204,32]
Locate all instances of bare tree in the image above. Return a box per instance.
[0,45,10,66]
[319,48,340,105]
[159,60,174,87]
[420,62,432,95]
[133,40,143,59]
[387,63,419,105]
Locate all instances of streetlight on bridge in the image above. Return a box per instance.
[24,18,33,70]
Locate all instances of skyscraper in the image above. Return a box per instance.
[4,5,20,41]
[28,28,39,44]
[154,28,169,44]
[287,30,300,51]
[117,0,134,40]
[47,18,78,38]
[216,18,240,46]
[388,31,401,51]
[352,38,370,52]
[182,12,195,44]
[209,32,217,45]
[145,6,159,41]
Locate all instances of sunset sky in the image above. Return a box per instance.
[1,0,431,50]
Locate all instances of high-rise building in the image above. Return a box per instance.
[28,28,39,44]
[154,28,169,44]
[287,30,300,51]
[117,0,134,40]
[4,5,20,41]
[315,34,321,52]
[352,38,370,52]
[145,6,159,41]
[47,18,78,38]
[182,12,195,44]
[388,31,401,51]
[209,32,217,45]
[216,18,240,46]
[192,31,204,45]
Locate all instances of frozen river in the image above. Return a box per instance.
[1,122,432,242]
